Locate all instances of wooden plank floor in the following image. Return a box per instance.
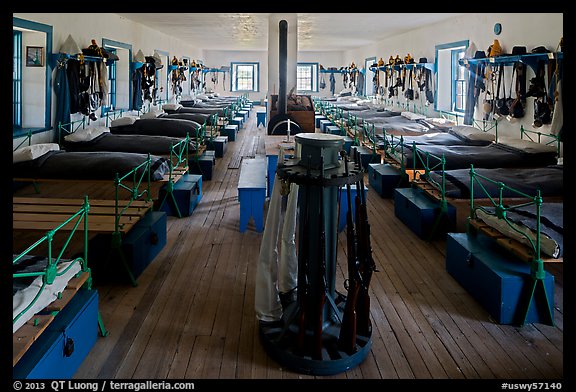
[34,107,560,380]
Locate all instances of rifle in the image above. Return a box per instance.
[296,156,312,354]
[338,152,362,354]
[313,156,327,360]
[355,171,377,337]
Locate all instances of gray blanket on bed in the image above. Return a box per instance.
[166,106,224,116]
[351,109,401,119]
[427,165,564,199]
[158,112,213,125]
[403,143,558,170]
[368,116,432,134]
[13,150,170,181]
[62,133,187,155]
[110,118,201,138]
[378,131,492,149]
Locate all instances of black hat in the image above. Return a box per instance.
[531,46,550,54]
[473,50,487,59]
[511,46,527,55]
[418,57,428,63]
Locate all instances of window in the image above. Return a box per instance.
[231,62,259,92]
[297,63,318,92]
[13,30,22,128]
[102,39,132,110]
[103,48,116,114]
[435,40,469,114]
[13,17,53,135]
[155,50,169,103]
[364,57,376,96]
[453,50,467,112]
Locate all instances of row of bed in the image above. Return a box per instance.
[315,94,563,326]
[12,92,250,378]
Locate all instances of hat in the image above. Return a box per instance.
[418,57,428,64]
[152,51,163,66]
[531,46,550,54]
[101,48,119,61]
[60,34,81,55]
[134,49,145,63]
[473,50,487,59]
[512,46,527,55]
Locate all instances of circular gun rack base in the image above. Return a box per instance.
[258,298,372,376]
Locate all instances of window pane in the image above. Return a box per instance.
[13,31,22,127]
[237,64,253,90]
[297,65,312,91]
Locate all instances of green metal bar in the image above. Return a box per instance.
[13,197,92,327]
[468,169,554,326]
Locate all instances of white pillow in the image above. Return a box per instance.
[497,136,557,154]
[401,111,426,121]
[64,126,109,142]
[426,117,456,127]
[110,116,139,127]
[140,110,164,119]
[162,103,182,111]
[449,125,496,142]
[13,143,60,163]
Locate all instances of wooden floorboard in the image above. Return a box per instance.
[15,105,559,381]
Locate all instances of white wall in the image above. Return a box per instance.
[21,31,46,129]
[343,13,564,140]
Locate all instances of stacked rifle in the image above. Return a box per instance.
[338,149,377,354]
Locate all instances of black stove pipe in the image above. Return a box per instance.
[277,19,287,116]
[268,19,302,135]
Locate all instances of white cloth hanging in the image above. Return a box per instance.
[550,80,563,136]
[255,173,299,322]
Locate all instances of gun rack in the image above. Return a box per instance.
[259,133,373,375]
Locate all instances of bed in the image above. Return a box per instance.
[398,130,559,171]
[13,143,170,285]
[150,104,220,124]
[414,163,563,235]
[13,198,106,374]
[446,168,561,327]
[13,148,169,181]
[427,164,563,200]
[395,127,562,235]
[59,116,202,160]
[108,115,204,139]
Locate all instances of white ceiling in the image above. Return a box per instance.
[115,13,464,52]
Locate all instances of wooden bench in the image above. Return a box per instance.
[13,197,165,286]
[13,197,152,233]
[238,157,267,232]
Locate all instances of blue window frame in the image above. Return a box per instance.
[435,40,469,114]
[453,49,467,113]
[231,62,259,92]
[13,17,53,137]
[182,56,190,95]
[155,49,169,102]
[102,38,132,111]
[13,30,22,128]
[297,63,318,92]
[365,57,376,96]
[102,48,117,114]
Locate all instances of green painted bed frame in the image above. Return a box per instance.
[13,196,108,336]
[467,165,555,326]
